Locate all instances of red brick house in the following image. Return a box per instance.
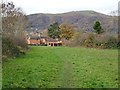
[27,36,62,46]
[46,38,62,46]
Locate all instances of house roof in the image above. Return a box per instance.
[30,37,40,40]
[28,35,60,43]
[47,38,58,42]
[29,35,47,40]
[40,36,47,39]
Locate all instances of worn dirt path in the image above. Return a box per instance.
[61,60,74,88]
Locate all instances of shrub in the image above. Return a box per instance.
[63,31,118,49]
[84,33,95,47]
[104,36,118,49]
[14,35,28,49]
[94,33,118,49]
[2,37,26,59]
[65,32,81,47]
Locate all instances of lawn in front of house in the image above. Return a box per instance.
[2,46,118,88]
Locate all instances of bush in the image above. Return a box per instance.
[2,37,26,59]
[104,36,118,49]
[13,34,28,49]
[83,33,95,47]
[66,32,118,49]
[65,32,81,47]
[94,33,118,49]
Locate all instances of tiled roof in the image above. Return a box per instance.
[29,36,47,40]
[30,37,40,40]
[47,38,58,42]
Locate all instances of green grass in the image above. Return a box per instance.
[2,46,118,88]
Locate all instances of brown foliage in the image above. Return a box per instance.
[59,24,74,40]
[2,1,28,58]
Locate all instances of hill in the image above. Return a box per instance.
[26,10,118,33]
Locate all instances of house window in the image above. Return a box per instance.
[51,43,53,46]
[54,43,57,46]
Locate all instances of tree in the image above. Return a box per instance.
[93,21,103,34]
[59,24,74,40]
[48,22,61,39]
[1,1,28,58]
[2,2,27,37]
[110,10,118,32]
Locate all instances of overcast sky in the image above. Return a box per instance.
[7,0,119,15]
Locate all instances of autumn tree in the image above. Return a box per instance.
[93,21,103,34]
[48,22,61,39]
[1,1,28,58]
[59,24,74,40]
[2,2,27,37]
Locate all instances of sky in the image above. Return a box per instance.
[6,0,120,15]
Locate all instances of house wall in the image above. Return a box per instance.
[27,39,30,44]
[29,39,40,45]
[41,38,47,44]
[47,42,63,46]
[27,38,63,46]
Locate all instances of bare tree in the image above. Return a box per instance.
[109,10,118,32]
[1,1,28,57]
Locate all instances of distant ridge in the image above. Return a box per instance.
[26,10,118,33]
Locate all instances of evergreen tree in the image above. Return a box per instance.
[93,21,103,34]
[48,22,61,39]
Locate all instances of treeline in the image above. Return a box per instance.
[48,22,74,40]
[2,1,28,60]
[48,21,119,49]
[66,21,119,49]
[68,32,119,49]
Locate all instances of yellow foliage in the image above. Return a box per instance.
[59,24,74,40]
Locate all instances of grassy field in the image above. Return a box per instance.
[2,46,118,88]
